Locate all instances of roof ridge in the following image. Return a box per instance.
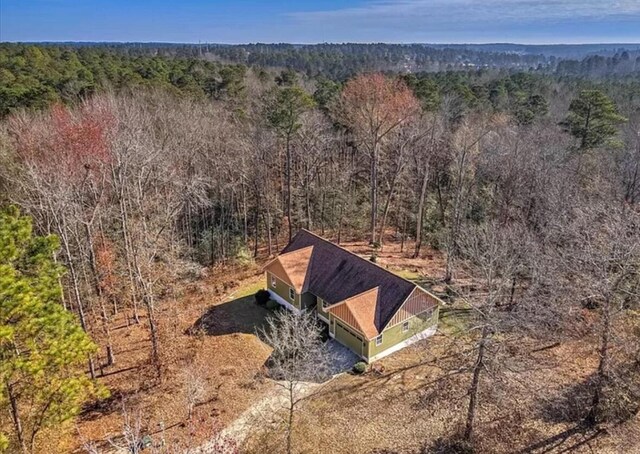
[297,229,418,288]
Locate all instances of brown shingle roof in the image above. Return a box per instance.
[264,246,313,293]
[278,230,416,334]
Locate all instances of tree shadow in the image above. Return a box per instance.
[188,295,271,337]
[518,424,605,454]
[538,375,596,425]
[425,428,474,454]
[81,388,141,421]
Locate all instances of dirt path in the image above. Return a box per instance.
[196,380,320,453]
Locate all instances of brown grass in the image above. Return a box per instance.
[72,263,274,452]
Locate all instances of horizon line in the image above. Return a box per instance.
[3,40,640,46]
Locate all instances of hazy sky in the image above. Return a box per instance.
[2,0,640,44]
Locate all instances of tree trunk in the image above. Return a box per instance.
[378,158,403,251]
[6,382,27,454]
[86,223,115,366]
[414,164,430,258]
[286,134,293,242]
[287,385,294,454]
[587,295,612,425]
[465,325,489,443]
[370,141,379,245]
[143,282,162,379]
[253,197,260,258]
[116,180,140,324]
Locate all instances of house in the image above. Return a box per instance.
[264,229,442,362]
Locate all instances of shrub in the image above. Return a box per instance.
[235,246,254,266]
[266,299,280,310]
[255,289,270,305]
[353,361,367,374]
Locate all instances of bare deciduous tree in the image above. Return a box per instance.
[258,309,332,454]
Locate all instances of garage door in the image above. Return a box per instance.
[334,321,364,357]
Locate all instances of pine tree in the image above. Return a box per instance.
[0,206,107,454]
[562,89,627,150]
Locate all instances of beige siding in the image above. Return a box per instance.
[317,297,330,319]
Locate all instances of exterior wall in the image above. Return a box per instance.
[316,297,330,321]
[330,314,366,358]
[266,268,440,363]
[266,271,300,309]
[268,289,300,314]
[366,306,439,360]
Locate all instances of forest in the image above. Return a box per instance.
[0,43,640,453]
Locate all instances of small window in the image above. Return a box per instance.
[402,321,410,332]
[375,334,383,346]
[289,288,295,301]
[271,275,276,288]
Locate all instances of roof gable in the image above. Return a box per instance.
[328,287,380,339]
[264,246,313,293]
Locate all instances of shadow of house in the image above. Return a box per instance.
[189,295,271,337]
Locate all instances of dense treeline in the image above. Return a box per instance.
[4,43,640,120]
[1,43,640,452]
[0,43,248,116]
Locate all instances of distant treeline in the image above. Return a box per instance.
[2,43,640,118]
[0,43,247,116]
[36,42,640,79]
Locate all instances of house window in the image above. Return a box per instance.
[375,334,383,346]
[402,321,410,332]
[271,275,276,288]
[289,288,295,301]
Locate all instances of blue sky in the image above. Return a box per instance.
[2,0,640,44]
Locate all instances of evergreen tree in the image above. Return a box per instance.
[562,89,627,150]
[0,206,106,454]
[265,86,316,241]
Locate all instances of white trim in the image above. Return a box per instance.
[270,274,277,288]
[375,334,383,346]
[402,321,410,332]
[288,287,295,301]
[368,325,437,362]
[317,313,329,324]
[268,290,301,314]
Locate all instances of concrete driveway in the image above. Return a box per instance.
[326,339,361,376]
